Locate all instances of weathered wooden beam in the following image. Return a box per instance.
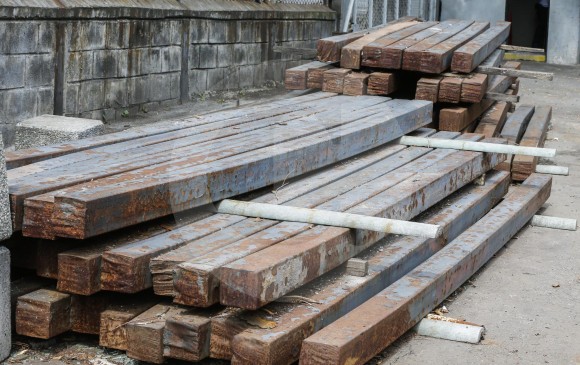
[300,174,551,365]
[367,72,398,96]
[438,77,463,103]
[219,135,505,309]
[460,73,489,103]
[476,66,554,80]
[496,105,536,172]
[16,289,71,339]
[322,68,352,93]
[451,22,511,73]
[474,101,510,138]
[49,99,431,240]
[419,22,490,74]
[415,76,442,102]
[485,91,520,103]
[500,44,544,53]
[284,61,329,90]
[342,72,369,95]
[70,293,111,335]
[224,171,509,365]
[512,106,552,181]
[402,20,473,71]
[9,277,51,330]
[100,300,157,351]
[307,64,336,89]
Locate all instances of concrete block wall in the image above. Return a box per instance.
[0,1,335,145]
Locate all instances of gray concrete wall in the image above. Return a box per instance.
[547,0,580,65]
[440,0,506,24]
[0,1,335,145]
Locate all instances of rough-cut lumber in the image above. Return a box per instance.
[70,293,111,335]
[502,60,522,70]
[36,240,78,278]
[322,68,352,93]
[419,22,490,73]
[438,77,463,103]
[223,170,509,365]
[307,64,335,89]
[373,22,451,69]
[99,133,413,293]
[496,105,536,172]
[284,61,329,90]
[125,304,184,364]
[452,22,511,73]
[361,22,438,68]
[367,72,397,95]
[16,289,71,339]
[340,20,420,69]
[476,65,553,81]
[402,20,473,71]
[9,277,51,329]
[342,73,369,95]
[49,99,431,239]
[512,106,552,181]
[415,76,442,102]
[300,174,551,365]
[100,300,157,351]
[219,134,505,309]
[474,102,510,137]
[460,73,488,103]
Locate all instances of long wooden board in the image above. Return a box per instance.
[496,105,536,172]
[474,101,510,137]
[512,106,552,181]
[299,174,551,365]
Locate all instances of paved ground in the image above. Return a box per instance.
[375,62,580,365]
[5,62,580,365]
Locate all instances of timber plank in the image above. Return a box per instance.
[342,73,369,95]
[16,289,71,339]
[306,64,335,89]
[496,105,536,172]
[438,77,463,103]
[70,293,112,334]
[49,99,431,239]
[227,171,509,365]
[460,73,489,103]
[402,20,473,71]
[361,22,438,68]
[340,20,420,69]
[451,22,511,73]
[9,277,52,329]
[367,72,398,95]
[299,174,551,365]
[284,61,329,90]
[322,68,352,93]
[100,300,158,351]
[419,22,490,73]
[512,106,552,181]
[415,76,442,102]
[474,101,510,137]
[219,134,506,309]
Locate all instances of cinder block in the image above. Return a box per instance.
[217,44,235,68]
[149,48,162,74]
[0,21,38,54]
[223,66,240,90]
[66,51,94,82]
[169,73,180,100]
[234,43,248,66]
[14,114,104,150]
[236,21,255,43]
[239,65,255,88]
[199,44,218,69]
[36,87,54,116]
[206,68,226,91]
[208,21,236,44]
[26,54,54,87]
[0,247,10,362]
[78,80,105,112]
[169,20,183,46]
[189,45,200,69]
[64,83,79,115]
[2,89,38,120]
[93,50,119,79]
[0,55,25,89]
[125,48,149,76]
[151,21,172,46]
[189,69,208,95]
[38,21,56,53]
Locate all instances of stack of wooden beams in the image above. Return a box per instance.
[6,96,556,362]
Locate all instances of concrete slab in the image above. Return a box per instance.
[0,246,10,362]
[14,115,104,150]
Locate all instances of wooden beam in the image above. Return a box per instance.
[485,91,520,103]
[500,44,544,53]
[476,65,553,80]
[451,22,511,73]
[367,72,398,95]
[438,77,463,103]
[322,68,352,93]
[415,76,442,102]
[100,300,157,351]
[460,73,488,103]
[284,61,329,90]
[343,73,369,95]
[474,102,510,138]
[496,105,536,172]
[16,289,71,339]
[299,174,551,365]
[512,106,552,181]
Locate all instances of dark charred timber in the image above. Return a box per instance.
[299,174,551,365]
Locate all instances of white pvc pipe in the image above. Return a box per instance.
[342,0,356,33]
[399,136,557,158]
[415,318,485,344]
[535,165,569,176]
[217,199,442,238]
[531,215,577,231]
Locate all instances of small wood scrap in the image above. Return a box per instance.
[346,258,369,277]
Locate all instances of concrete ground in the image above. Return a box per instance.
[5,63,580,365]
[374,62,580,365]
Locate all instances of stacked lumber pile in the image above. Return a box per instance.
[6,60,558,365]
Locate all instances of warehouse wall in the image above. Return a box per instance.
[0,1,335,145]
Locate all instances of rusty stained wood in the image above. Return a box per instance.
[419,22,490,74]
[474,101,510,138]
[70,293,113,335]
[215,170,510,365]
[100,299,158,351]
[306,64,336,89]
[367,72,398,96]
[5,92,336,170]
[342,73,369,95]
[219,134,507,310]
[48,99,431,240]
[415,76,442,102]
[361,22,438,68]
[16,289,71,339]
[9,277,52,330]
[15,95,362,232]
[451,22,511,73]
[284,61,329,90]
[299,174,552,365]
[438,77,463,103]
[512,106,552,181]
[36,239,78,278]
[99,136,412,293]
[172,140,441,307]
[402,20,473,71]
[322,68,352,93]
[340,20,420,69]
[460,73,489,103]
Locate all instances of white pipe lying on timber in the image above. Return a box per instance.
[414,318,485,344]
[531,215,577,231]
[399,136,557,158]
[217,199,442,238]
[535,165,569,176]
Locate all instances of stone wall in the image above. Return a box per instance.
[0,1,335,145]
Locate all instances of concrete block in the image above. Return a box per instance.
[66,51,94,82]
[239,65,255,88]
[93,50,119,79]
[199,44,218,69]
[64,83,79,115]
[26,54,54,87]
[0,55,25,89]
[128,76,149,104]
[78,80,105,112]
[223,66,240,90]
[105,20,130,49]
[547,0,580,65]
[2,89,38,120]
[69,21,106,51]
[0,21,38,54]
[188,69,208,95]
[169,73,180,100]
[0,135,11,242]
[253,62,267,87]
[246,43,263,65]
[162,46,182,72]
[149,74,172,102]
[38,21,56,53]
[36,87,54,116]
[125,48,149,77]
[149,48,162,74]
[236,21,255,43]
[151,20,172,46]
[0,247,10,362]
[104,78,128,108]
[169,20,183,46]
[189,45,200,69]
[206,67,226,91]
[208,21,236,44]
[128,20,151,48]
[14,114,104,150]
[190,18,209,43]
[254,21,270,43]
[217,44,235,68]
[233,43,248,66]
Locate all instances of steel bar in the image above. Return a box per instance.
[300,174,552,365]
[530,215,577,231]
[399,136,556,158]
